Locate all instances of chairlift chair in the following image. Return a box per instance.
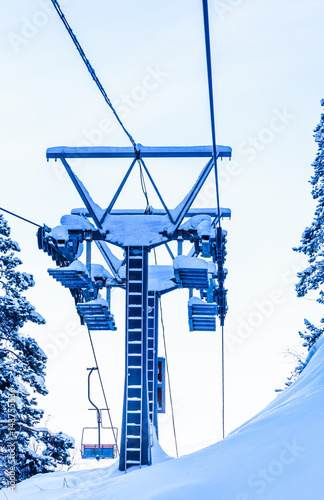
[77,295,116,331]
[81,367,118,460]
[173,256,212,290]
[188,297,217,331]
[48,267,91,289]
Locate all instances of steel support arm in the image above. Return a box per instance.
[60,156,102,228]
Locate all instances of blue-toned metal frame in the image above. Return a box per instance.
[46,143,232,472]
[48,144,232,247]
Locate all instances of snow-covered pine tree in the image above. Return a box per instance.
[293,99,324,359]
[0,213,73,489]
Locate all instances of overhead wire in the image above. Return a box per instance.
[221,325,225,438]
[0,207,41,228]
[201,0,225,439]
[87,328,119,455]
[202,0,222,228]
[138,160,151,213]
[50,0,138,154]
[50,0,152,212]
[153,249,179,458]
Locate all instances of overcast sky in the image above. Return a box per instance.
[1,0,324,461]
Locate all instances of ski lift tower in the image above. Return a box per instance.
[40,143,231,470]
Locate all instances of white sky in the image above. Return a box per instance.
[1,0,324,461]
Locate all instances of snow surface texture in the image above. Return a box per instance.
[173,255,216,275]
[82,294,108,307]
[102,214,172,247]
[91,264,115,283]
[52,212,172,247]
[173,255,208,270]
[48,261,115,284]
[147,265,175,292]
[6,337,324,499]
[64,260,89,275]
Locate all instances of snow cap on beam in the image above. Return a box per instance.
[46,144,232,160]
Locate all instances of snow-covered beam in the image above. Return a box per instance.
[71,207,232,218]
[46,144,232,159]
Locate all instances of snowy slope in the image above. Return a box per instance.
[6,337,324,499]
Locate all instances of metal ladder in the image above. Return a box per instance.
[120,247,151,471]
[148,291,159,433]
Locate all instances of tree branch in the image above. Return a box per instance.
[0,348,23,361]
[0,420,54,437]
[0,346,29,366]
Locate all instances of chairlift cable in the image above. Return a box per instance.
[49,0,138,155]
[0,207,41,228]
[221,325,225,439]
[202,0,226,439]
[87,328,119,455]
[159,299,179,457]
[153,249,179,457]
[201,0,222,228]
[139,160,151,213]
[50,0,153,212]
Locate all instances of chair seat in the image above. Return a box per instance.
[188,298,217,331]
[81,444,116,459]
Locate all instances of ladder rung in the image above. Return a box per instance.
[129,385,141,389]
[128,366,141,369]
[126,460,141,465]
[127,448,141,451]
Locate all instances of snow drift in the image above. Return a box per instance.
[6,337,324,499]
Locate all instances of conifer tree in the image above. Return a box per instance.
[0,213,73,489]
[294,99,324,356]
